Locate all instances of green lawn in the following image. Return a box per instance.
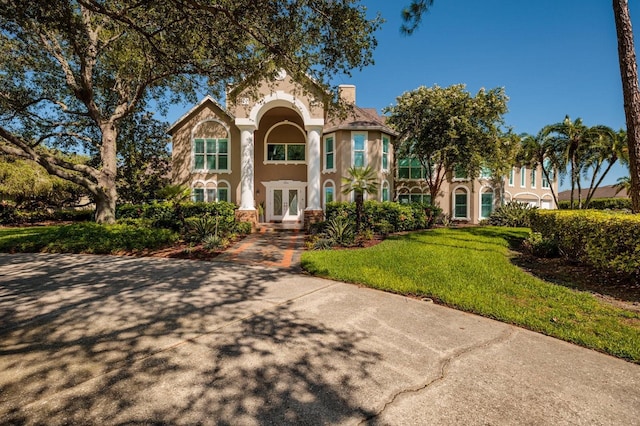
[0,223,177,254]
[301,227,640,363]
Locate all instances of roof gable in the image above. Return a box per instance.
[167,95,234,135]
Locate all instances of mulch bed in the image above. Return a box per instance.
[511,250,640,313]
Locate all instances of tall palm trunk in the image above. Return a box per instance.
[614,0,640,213]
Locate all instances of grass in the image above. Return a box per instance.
[301,227,640,363]
[0,222,178,254]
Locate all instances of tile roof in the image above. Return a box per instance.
[324,104,397,135]
[557,184,628,201]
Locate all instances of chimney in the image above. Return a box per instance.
[338,84,356,104]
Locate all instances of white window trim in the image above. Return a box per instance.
[191,118,232,174]
[192,179,230,203]
[508,167,515,187]
[452,166,469,182]
[264,121,307,165]
[381,180,390,202]
[217,179,231,202]
[520,167,526,188]
[351,131,368,167]
[452,185,470,220]
[513,192,541,207]
[323,179,336,209]
[381,134,390,173]
[323,133,337,173]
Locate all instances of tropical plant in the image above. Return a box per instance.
[520,130,561,207]
[341,166,378,232]
[615,175,632,196]
[488,201,537,228]
[322,215,356,247]
[184,215,219,243]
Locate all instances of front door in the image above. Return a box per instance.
[264,181,306,224]
[272,188,301,221]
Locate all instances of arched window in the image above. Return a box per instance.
[323,180,335,209]
[453,187,469,219]
[217,180,230,202]
[192,181,205,202]
[381,180,390,202]
[264,121,306,164]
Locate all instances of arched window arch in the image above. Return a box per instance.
[217,180,230,202]
[381,180,390,202]
[264,121,306,164]
[452,186,469,219]
[192,181,205,202]
[323,179,335,209]
[191,118,231,173]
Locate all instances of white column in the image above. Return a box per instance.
[238,124,256,210]
[305,125,323,210]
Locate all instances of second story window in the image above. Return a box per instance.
[520,166,526,187]
[194,138,229,171]
[530,168,537,188]
[398,158,427,180]
[352,132,367,167]
[324,135,335,172]
[454,165,468,180]
[382,135,390,171]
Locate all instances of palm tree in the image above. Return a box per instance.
[520,129,561,207]
[613,0,640,213]
[582,128,627,208]
[614,175,631,196]
[341,166,378,232]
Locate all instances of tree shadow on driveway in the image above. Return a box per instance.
[0,253,380,425]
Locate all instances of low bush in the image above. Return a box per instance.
[488,201,537,227]
[0,222,177,254]
[522,231,559,258]
[531,210,640,275]
[0,202,94,225]
[325,201,441,233]
[558,198,631,210]
[117,201,237,231]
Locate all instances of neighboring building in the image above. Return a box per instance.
[558,184,628,201]
[169,73,557,228]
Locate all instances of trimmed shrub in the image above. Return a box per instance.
[488,202,537,227]
[558,198,632,210]
[325,201,440,234]
[116,201,237,231]
[531,210,640,275]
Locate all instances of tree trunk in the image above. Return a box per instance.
[95,122,119,224]
[614,0,640,213]
[355,192,363,233]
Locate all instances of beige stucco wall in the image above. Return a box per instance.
[228,74,325,122]
[169,100,241,203]
[397,163,558,224]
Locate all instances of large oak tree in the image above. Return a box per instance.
[0,0,381,223]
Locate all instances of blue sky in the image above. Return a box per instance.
[334,0,636,190]
[166,0,635,190]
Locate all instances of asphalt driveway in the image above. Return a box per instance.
[0,253,639,425]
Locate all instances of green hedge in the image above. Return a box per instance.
[0,202,94,225]
[558,198,631,210]
[531,210,640,275]
[325,201,442,233]
[117,201,237,229]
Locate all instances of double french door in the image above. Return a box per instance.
[264,181,306,224]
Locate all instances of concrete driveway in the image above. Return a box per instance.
[0,253,638,425]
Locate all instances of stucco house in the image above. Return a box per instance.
[168,72,556,229]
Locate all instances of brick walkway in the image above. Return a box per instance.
[216,225,306,270]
